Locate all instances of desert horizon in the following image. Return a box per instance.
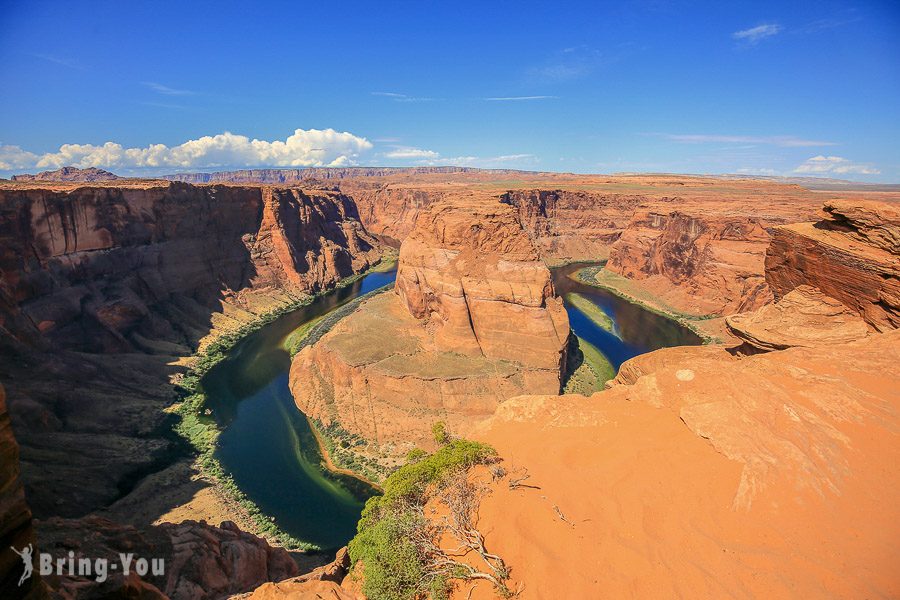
[1,1,898,599]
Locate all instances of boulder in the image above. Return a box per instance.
[725,285,869,351]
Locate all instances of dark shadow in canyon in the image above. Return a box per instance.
[0,183,377,533]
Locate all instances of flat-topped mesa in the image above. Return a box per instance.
[765,199,900,332]
[394,199,570,371]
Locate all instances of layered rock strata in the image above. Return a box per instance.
[499,189,647,262]
[36,516,299,599]
[725,285,869,351]
[0,384,44,598]
[291,198,569,469]
[766,199,900,331]
[0,181,381,518]
[606,199,819,315]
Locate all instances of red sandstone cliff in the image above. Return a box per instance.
[0,180,382,519]
[766,199,900,331]
[606,199,820,314]
[500,189,647,262]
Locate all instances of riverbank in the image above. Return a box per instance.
[168,253,397,551]
[570,265,725,344]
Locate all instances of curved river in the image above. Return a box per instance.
[201,263,701,551]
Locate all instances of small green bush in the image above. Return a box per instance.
[349,439,497,600]
[431,421,449,445]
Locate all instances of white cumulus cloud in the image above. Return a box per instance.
[0,128,373,172]
[732,23,782,44]
[793,155,880,175]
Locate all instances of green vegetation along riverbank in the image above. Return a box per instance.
[171,255,395,551]
[570,265,721,344]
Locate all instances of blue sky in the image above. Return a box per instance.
[1,0,898,181]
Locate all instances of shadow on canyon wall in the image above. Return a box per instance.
[0,182,378,529]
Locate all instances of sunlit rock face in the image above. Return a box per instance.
[766,199,900,332]
[291,197,570,472]
[394,198,569,371]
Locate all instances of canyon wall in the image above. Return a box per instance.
[606,200,820,314]
[499,189,647,263]
[0,181,382,519]
[766,199,900,331]
[0,384,43,598]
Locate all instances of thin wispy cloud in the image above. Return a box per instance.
[732,23,782,44]
[662,133,836,147]
[371,91,435,102]
[140,101,190,110]
[525,46,604,84]
[484,95,558,101]
[379,145,537,168]
[142,82,196,96]
[794,155,880,175]
[383,147,440,159]
[33,53,84,70]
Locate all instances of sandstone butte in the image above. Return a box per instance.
[0,168,899,598]
[290,196,570,469]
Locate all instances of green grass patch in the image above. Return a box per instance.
[171,255,396,551]
[562,335,616,395]
[565,292,618,337]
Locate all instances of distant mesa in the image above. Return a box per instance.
[11,166,121,182]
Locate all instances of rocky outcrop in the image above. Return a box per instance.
[394,199,569,370]
[766,199,900,332]
[468,329,900,598]
[500,189,647,262]
[725,285,869,351]
[0,181,381,519]
[606,199,819,315]
[11,167,120,182]
[37,517,299,599]
[291,197,569,471]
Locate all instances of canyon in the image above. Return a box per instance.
[0,167,898,598]
[290,196,570,470]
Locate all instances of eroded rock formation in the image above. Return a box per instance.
[291,197,569,470]
[394,199,569,369]
[725,285,869,351]
[0,180,381,518]
[766,199,900,331]
[606,199,819,315]
[0,383,43,598]
[11,166,120,182]
[500,189,647,263]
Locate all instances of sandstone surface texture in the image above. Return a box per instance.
[766,199,900,331]
[460,329,900,599]
[36,516,299,599]
[725,284,870,350]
